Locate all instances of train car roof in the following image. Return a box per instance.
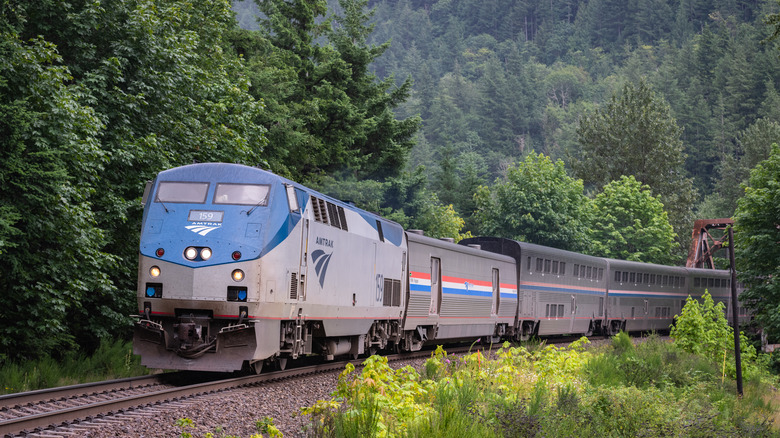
[605,258,689,274]
[407,232,515,263]
[460,236,606,265]
[687,266,732,277]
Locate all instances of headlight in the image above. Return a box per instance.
[149,266,161,277]
[184,247,198,260]
[232,269,245,282]
[200,247,212,260]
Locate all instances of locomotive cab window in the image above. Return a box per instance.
[156,181,209,203]
[214,183,271,206]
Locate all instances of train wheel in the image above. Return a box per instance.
[276,357,288,371]
[585,322,594,337]
[251,360,263,374]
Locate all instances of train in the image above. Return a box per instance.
[133,163,746,372]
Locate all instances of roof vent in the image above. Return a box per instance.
[467,244,481,250]
[439,237,455,243]
[408,229,424,235]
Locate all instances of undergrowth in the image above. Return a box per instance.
[0,339,149,394]
[299,334,779,438]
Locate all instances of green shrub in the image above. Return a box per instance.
[611,331,634,353]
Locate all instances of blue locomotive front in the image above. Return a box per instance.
[133,163,309,372]
[133,163,409,372]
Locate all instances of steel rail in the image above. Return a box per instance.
[0,374,169,411]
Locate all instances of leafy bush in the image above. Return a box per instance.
[671,290,767,379]
[671,291,731,360]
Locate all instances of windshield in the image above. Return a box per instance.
[213,183,271,206]
[156,182,209,203]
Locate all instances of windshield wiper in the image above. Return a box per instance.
[246,201,263,216]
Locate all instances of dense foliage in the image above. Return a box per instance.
[574,79,695,246]
[3,0,780,361]
[473,155,681,264]
[0,0,417,362]
[232,0,420,180]
[242,0,780,252]
[734,144,780,337]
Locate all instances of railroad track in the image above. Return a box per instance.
[0,348,452,437]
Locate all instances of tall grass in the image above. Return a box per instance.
[0,339,149,394]
[405,379,498,438]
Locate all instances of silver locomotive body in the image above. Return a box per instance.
[134,163,406,372]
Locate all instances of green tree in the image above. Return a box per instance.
[574,79,695,256]
[2,0,267,358]
[244,0,419,180]
[670,290,758,378]
[327,0,420,179]
[473,152,591,252]
[412,195,473,242]
[0,27,114,360]
[670,291,731,362]
[588,176,677,264]
[710,118,780,218]
[734,143,780,338]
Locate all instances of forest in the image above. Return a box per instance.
[1,0,779,363]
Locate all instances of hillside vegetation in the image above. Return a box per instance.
[1,0,779,363]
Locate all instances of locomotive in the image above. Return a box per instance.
[133,163,744,372]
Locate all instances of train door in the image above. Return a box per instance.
[372,242,378,307]
[522,291,533,316]
[569,295,576,332]
[429,257,442,316]
[491,268,500,316]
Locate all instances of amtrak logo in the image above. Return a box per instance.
[311,249,333,287]
[186,222,221,236]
